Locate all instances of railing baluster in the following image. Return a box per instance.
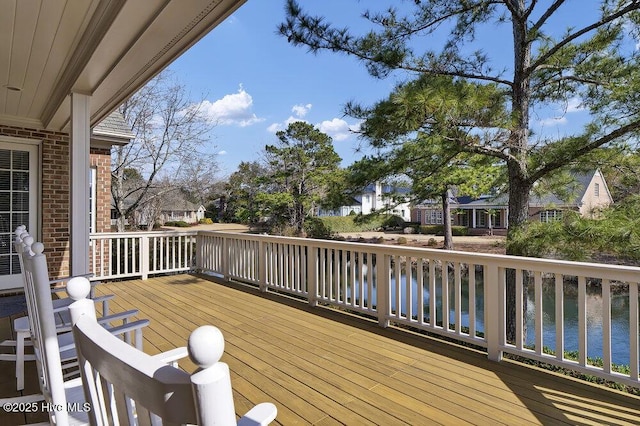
[368,252,372,312]
[469,263,476,338]
[358,252,364,308]
[442,262,449,331]
[516,269,524,351]
[417,258,425,326]
[555,274,564,362]
[603,279,612,374]
[394,256,401,318]
[578,276,587,367]
[630,282,639,381]
[454,262,461,334]
[429,260,436,328]
[534,271,543,356]
[377,253,390,327]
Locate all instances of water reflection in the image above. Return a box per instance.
[344,261,633,366]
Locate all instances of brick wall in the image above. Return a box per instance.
[0,124,113,279]
[90,148,112,233]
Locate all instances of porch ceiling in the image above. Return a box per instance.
[0,0,246,131]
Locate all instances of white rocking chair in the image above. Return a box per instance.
[0,241,151,425]
[3,228,143,391]
[69,281,278,425]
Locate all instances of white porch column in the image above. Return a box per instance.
[70,92,91,276]
[472,208,477,228]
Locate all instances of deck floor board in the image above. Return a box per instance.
[2,273,640,425]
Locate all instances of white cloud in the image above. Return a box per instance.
[217,150,227,156]
[317,118,357,141]
[198,86,263,127]
[566,97,584,113]
[267,116,307,133]
[292,103,312,118]
[538,116,568,127]
[266,123,282,133]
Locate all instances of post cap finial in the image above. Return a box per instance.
[188,325,225,369]
[31,241,43,255]
[66,276,92,301]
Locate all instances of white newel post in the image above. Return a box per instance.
[221,236,229,281]
[485,263,503,361]
[141,235,150,280]
[377,253,390,328]
[70,92,91,276]
[307,245,318,307]
[194,233,202,272]
[259,241,267,292]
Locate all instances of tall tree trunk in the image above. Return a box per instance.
[503,3,532,343]
[505,168,533,343]
[441,190,453,250]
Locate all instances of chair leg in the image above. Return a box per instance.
[16,329,29,391]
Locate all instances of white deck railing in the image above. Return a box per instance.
[89,230,640,388]
[89,231,197,280]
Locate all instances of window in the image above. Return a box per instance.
[89,167,97,234]
[477,211,486,227]
[540,210,563,223]
[492,212,501,227]
[416,210,422,223]
[424,209,443,224]
[594,182,600,197]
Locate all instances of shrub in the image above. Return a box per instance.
[452,226,469,236]
[383,215,406,229]
[419,225,441,235]
[199,218,214,225]
[319,215,387,233]
[427,238,438,247]
[304,217,333,239]
[418,225,468,236]
[397,236,408,245]
[164,220,190,227]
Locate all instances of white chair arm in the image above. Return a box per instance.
[107,319,150,337]
[150,347,189,365]
[97,309,140,325]
[238,403,278,426]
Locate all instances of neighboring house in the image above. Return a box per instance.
[0,1,246,291]
[114,190,206,228]
[318,182,412,221]
[317,198,362,217]
[158,196,206,225]
[411,170,613,233]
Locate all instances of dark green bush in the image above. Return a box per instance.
[418,225,468,236]
[304,217,333,239]
[164,220,190,227]
[382,215,406,229]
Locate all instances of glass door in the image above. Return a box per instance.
[0,141,38,291]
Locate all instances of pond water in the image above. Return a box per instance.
[347,266,634,366]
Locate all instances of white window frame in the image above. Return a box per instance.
[89,167,97,234]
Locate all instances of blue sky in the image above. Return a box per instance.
[168,1,602,177]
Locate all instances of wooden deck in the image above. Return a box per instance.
[2,273,640,425]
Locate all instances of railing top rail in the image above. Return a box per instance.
[90,230,198,238]
[197,230,640,282]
